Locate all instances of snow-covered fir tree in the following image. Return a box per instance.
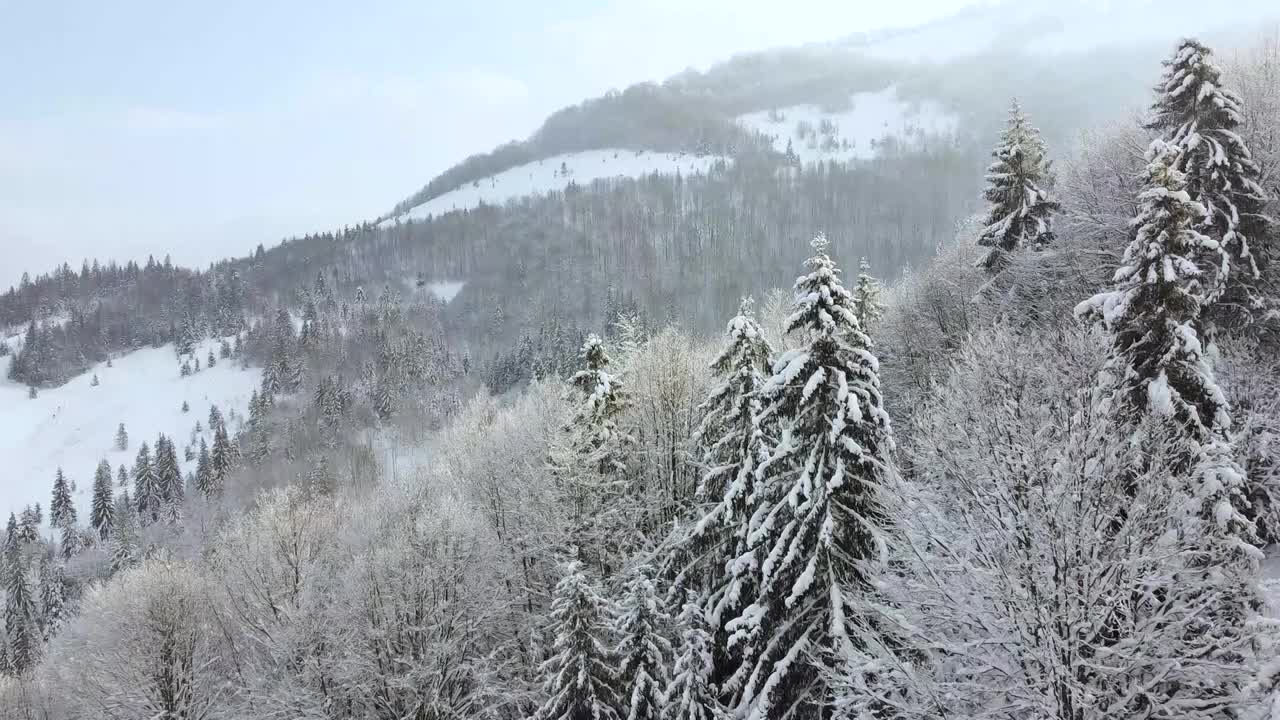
[36,558,67,641]
[91,459,115,539]
[108,491,140,574]
[614,568,671,720]
[1147,39,1274,323]
[116,463,128,488]
[681,297,773,685]
[1076,142,1239,471]
[133,442,161,524]
[850,260,884,331]
[155,434,183,522]
[533,559,622,720]
[49,468,75,528]
[727,235,894,720]
[976,100,1060,273]
[4,529,39,675]
[114,422,128,451]
[549,335,634,575]
[664,592,727,720]
[1077,140,1262,713]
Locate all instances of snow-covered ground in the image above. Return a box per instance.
[737,86,958,165]
[427,281,465,303]
[380,149,729,226]
[0,337,261,521]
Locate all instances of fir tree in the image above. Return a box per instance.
[36,559,66,641]
[109,491,140,574]
[1147,39,1274,324]
[133,442,160,524]
[549,335,634,574]
[4,530,39,675]
[196,437,211,494]
[16,507,39,544]
[976,100,1060,273]
[203,422,233,499]
[1077,141,1260,712]
[664,592,727,720]
[533,560,621,720]
[615,569,671,720]
[117,463,129,488]
[850,259,885,331]
[115,422,129,451]
[154,434,183,519]
[49,467,75,528]
[727,236,894,720]
[91,459,115,539]
[683,297,773,686]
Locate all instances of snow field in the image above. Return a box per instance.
[736,86,958,165]
[381,149,730,226]
[0,337,261,520]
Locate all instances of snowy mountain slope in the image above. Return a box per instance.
[736,86,958,165]
[380,149,729,227]
[0,337,261,521]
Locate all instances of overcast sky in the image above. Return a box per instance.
[0,0,988,287]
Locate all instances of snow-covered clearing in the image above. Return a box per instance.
[736,86,958,165]
[380,149,730,226]
[427,281,465,303]
[0,337,261,520]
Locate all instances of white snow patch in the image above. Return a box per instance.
[427,281,465,303]
[736,86,957,165]
[0,338,261,520]
[380,149,730,226]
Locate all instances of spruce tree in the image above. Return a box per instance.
[155,434,183,521]
[664,592,727,720]
[91,459,115,539]
[133,442,160,524]
[196,437,211,494]
[976,100,1059,273]
[683,297,773,686]
[109,492,140,574]
[115,422,128,451]
[614,569,671,720]
[533,560,621,720]
[850,259,884,331]
[727,236,894,720]
[4,530,39,675]
[117,464,129,488]
[549,335,634,575]
[1147,39,1274,324]
[49,468,75,528]
[203,422,233,499]
[1077,141,1260,712]
[37,558,66,640]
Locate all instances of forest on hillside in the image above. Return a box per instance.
[2,33,1280,720]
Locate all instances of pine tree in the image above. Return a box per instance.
[683,297,773,684]
[533,560,621,720]
[37,558,66,640]
[727,236,894,720]
[133,442,160,524]
[976,100,1060,273]
[203,422,232,499]
[91,459,115,539]
[17,507,39,544]
[4,530,39,675]
[117,464,129,488]
[850,259,884,331]
[115,422,128,451]
[1147,39,1274,324]
[549,335,634,575]
[109,491,140,574]
[664,592,727,720]
[196,437,211,494]
[615,569,671,720]
[154,434,183,520]
[49,468,75,528]
[1077,141,1260,712]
